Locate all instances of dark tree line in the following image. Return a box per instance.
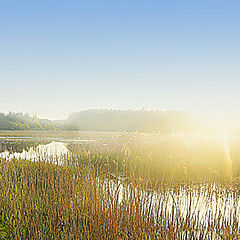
[0,112,56,130]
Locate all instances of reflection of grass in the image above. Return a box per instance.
[1,133,240,238]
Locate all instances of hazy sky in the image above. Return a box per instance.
[1,0,240,120]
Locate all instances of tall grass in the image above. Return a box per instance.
[0,133,240,239]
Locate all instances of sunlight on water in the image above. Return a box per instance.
[1,141,69,164]
[37,141,68,157]
[105,179,240,237]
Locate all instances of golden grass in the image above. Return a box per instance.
[0,159,239,239]
[0,133,240,239]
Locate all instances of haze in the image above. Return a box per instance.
[1,0,240,122]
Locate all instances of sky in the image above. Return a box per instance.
[1,0,240,120]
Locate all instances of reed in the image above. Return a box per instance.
[1,133,240,239]
[0,153,240,239]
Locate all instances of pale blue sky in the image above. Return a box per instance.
[1,0,240,120]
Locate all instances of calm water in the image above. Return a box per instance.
[0,130,127,156]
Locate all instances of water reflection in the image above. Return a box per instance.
[1,142,69,164]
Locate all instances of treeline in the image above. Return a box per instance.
[0,112,57,130]
[0,110,200,133]
[64,109,199,133]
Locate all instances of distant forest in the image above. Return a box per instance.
[0,110,199,133]
[0,112,56,130]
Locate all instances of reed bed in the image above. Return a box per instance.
[0,156,240,239]
[1,133,240,239]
